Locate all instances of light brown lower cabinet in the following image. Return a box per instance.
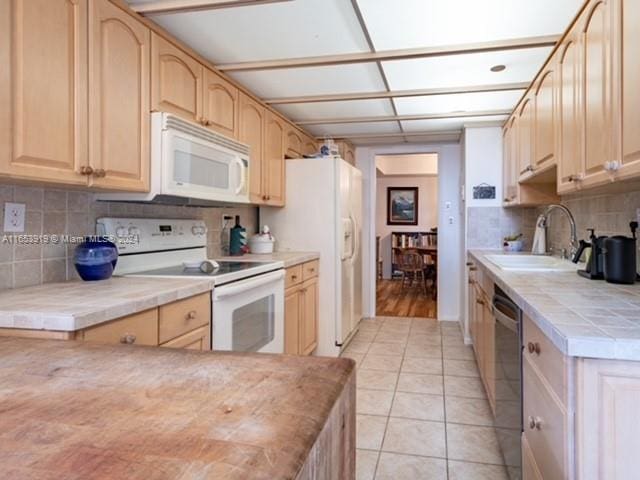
[0,292,212,351]
[161,325,210,350]
[469,260,640,479]
[467,263,496,412]
[284,261,319,355]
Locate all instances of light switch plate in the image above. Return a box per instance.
[3,202,26,233]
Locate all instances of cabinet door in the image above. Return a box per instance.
[344,145,356,166]
[161,325,210,351]
[151,33,202,123]
[557,34,584,193]
[202,67,238,139]
[620,0,640,178]
[468,276,477,345]
[263,110,285,206]
[301,277,318,355]
[238,92,265,203]
[482,301,496,410]
[286,126,303,158]
[582,0,614,186]
[303,136,318,156]
[88,0,150,192]
[518,97,534,177]
[0,0,87,185]
[533,69,555,169]
[502,121,515,204]
[284,287,300,355]
[522,434,544,480]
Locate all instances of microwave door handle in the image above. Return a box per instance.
[234,157,247,195]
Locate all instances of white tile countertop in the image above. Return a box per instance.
[0,277,214,332]
[218,251,319,268]
[469,249,640,361]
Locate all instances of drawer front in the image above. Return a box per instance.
[285,265,303,289]
[161,325,210,351]
[523,357,568,480]
[159,293,211,344]
[81,309,159,346]
[523,314,567,405]
[302,259,319,281]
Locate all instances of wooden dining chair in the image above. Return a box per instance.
[396,248,427,294]
[423,251,438,300]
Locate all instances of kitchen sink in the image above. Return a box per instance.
[485,254,577,272]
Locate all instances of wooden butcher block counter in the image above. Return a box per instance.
[0,338,356,480]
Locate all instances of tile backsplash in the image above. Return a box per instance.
[467,206,538,250]
[0,183,257,290]
[545,190,640,268]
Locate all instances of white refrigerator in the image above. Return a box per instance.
[260,156,362,357]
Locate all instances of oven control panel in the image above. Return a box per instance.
[96,217,207,254]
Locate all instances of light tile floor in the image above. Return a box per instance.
[342,316,510,480]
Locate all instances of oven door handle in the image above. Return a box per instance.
[213,270,284,300]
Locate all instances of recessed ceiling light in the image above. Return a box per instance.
[490,65,506,72]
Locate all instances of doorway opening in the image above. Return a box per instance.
[375,153,438,318]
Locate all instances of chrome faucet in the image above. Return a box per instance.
[537,204,579,258]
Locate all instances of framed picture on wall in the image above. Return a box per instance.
[387,187,419,225]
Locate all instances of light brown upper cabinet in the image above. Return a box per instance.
[263,110,286,206]
[518,96,534,178]
[502,118,517,204]
[581,0,615,188]
[618,0,640,180]
[202,68,238,138]
[151,33,202,124]
[286,125,304,158]
[303,135,318,156]
[557,32,584,194]
[533,68,556,171]
[0,0,88,185]
[88,0,150,192]
[239,92,266,203]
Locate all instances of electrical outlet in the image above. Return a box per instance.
[445,201,452,210]
[448,216,454,225]
[3,202,26,233]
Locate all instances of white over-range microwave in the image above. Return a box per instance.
[96,112,250,205]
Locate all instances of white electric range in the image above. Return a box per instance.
[97,217,284,353]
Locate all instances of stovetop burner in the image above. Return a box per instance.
[134,260,275,277]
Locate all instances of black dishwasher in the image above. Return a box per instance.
[492,286,523,480]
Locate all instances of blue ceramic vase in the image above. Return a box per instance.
[73,238,118,281]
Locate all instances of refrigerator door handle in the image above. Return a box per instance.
[348,214,357,261]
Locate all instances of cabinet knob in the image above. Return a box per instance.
[465,262,474,267]
[469,266,477,271]
[120,333,136,344]
[468,279,475,285]
[528,415,542,430]
[93,168,106,178]
[187,310,197,320]
[80,165,94,175]
[291,275,298,281]
[527,342,541,355]
[525,165,535,172]
[476,298,485,306]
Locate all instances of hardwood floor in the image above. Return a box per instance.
[376,279,437,318]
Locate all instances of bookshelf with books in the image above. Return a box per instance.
[391,231,437,277]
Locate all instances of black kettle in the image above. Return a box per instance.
[602,222,638,284]
[573,228,607,279]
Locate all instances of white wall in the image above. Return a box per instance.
[357,143,463,323]
[376,175,438,278]
[462,126,504,342]
[464,127,504,208]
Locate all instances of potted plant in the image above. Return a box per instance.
[503,233,524,252]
